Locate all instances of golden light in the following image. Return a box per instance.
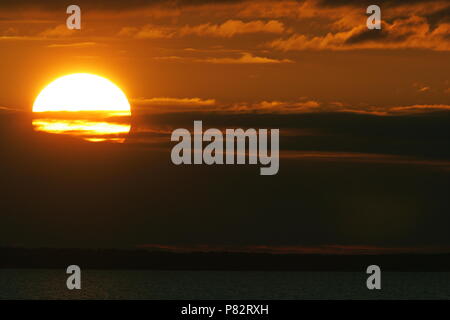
[33,73,131,113]
[32,73,131,142]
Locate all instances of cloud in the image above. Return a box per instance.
[119,19,287,39]
[0,24,78,41]
[228,99,383,115]
[38,24,76,38]
[201,52,293,64]
[133,97,216,106]
[148,52,293,64]
[3,0,448,53]
[0,106,24,113]
[282,151,450,170]
[137,243,450,255]
[229,100,320,113]
[389,104,450,114]
[47,42,98,48]
[311,103,450,116]
[118,25,175,39]
[228,100,383,115]
[131,97,217,113]
[180,19,287,37]
[269,16,450,51]
[237,0,450,22]
[0,0,246,11]
[152,55,186,61]
[133,97,320,114]
[132,96,450,116]
[0,35,39,41]
[0,27,18,36]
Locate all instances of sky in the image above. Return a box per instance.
[0,0,449,110]
[0,0,449,254]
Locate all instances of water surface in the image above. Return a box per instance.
[1,269,449,300]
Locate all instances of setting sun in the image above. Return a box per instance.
[1,0,450,301]
[31,73,131,142]
[32,73,131,114]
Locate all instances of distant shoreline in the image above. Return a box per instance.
[2,247,450,271]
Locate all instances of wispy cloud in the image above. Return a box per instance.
[47,42,98,48]
[180,19,288,37]
[389,104,450,114]
[201,52,293,64]
[229,100,320,113]
[119,19,288,39]
[149,52,293,64]
[118,24,175,39]
[133,97,216,106]
[132,96,450,116]
[226,101,450,116]
[38,24,76,38]
[269,16,450,51]
[131,97,217,113]
[282,151,450,169]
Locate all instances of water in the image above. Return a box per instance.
[1,269,449,300]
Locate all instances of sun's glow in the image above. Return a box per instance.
[32,119,130,135]
[32,73,131,142]
[33,73,131,113]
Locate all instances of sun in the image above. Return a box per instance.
[33,73,131,114]
[32,73,131,143]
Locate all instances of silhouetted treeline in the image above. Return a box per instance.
[2,247,450,271]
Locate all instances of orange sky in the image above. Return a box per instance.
[2,1,450,252]
[0,0,448,115]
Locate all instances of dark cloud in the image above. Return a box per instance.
[344,28,388,44]
[0,0,246,10]
[344,27,414,44]
[133,109,450,159]
[0,0,449,252]
[317,0,440,7]
[138,243,450,255]
[425,6,450,28]
[1,109,450,248]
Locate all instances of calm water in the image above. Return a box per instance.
[1,269,449,300]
